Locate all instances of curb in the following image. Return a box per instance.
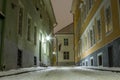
[87,68,120,73]
[0,68,47,78]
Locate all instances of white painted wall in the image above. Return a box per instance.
[56,34,74,64]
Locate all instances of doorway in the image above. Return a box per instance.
[39,41,41,62]
[108,46,113,67]
[17,49,22,68]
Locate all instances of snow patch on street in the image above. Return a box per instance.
[0,67,120,80]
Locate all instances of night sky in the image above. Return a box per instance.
[51,0,73,33]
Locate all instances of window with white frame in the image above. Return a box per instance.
[85,34,87,50]
[105,1,112,34]
[90,57,94,66]
[63,52,69,60]
[96,17,102,41]
[87,30,90,48]
[85,60,88,66]
[97,52,103,66]
[93,25,96,44]
[90,29,93,46]
[64,38,68,46]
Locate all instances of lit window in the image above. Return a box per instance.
[63,52,69,60]
[18,7,23,36]
[64,38,68,46]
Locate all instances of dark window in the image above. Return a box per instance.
[64,38,68,46]
[97,19,101,40]
[34,56,37,65]
[27,18,31,41]
[86,61,88,66]
[105,5,112,33]
[82,62,85,66]
[91,58,94,66]
[18,7,23,36]
[106,6,111,26]
[98,54,103,66]
[89,0,94,10]
[34,26,37,45]
[63,52,69,60]
[90,30,93,46]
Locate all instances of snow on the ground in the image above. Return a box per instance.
[0,67,120,80]
[0,67,46,76]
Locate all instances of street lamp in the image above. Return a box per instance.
[46,35,58,66]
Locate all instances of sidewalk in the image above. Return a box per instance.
[0,67,47,78]
[82,66,120,73]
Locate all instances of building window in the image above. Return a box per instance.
[97,53,103,66]
[34,56,37,65]
[105,4,112,34]
[93,25,96,44]
[18,7,23,36]
[64,38,68,46]
[118,0,120,23]
[97,18,102,41]
[82,61,85,66]
[85,60,88,66]
[27,17,31,41]
[89,0,94,10]
[63,52,69,60]
[34,26,37,45]
[90,57,94,66]
[90,29,93,46]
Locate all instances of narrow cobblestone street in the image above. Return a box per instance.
[0,67,120,80]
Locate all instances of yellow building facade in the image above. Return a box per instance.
[72,0,120,67]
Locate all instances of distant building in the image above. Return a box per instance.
[55,23,75,66]
[0,0,56,70]
[71,0,120,67]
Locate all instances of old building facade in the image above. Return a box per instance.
[0,0,56,70]
[72,0,120,67]
[55,23,75,66]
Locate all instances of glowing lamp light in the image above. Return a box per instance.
[46,36,51,41]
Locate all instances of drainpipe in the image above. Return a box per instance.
[0,0,7,67]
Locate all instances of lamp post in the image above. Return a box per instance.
[46,35,58,66]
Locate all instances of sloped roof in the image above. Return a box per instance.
[55,23,73,34]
